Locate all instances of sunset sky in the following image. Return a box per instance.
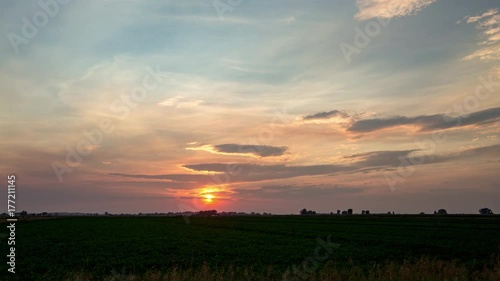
[1,0,499,214]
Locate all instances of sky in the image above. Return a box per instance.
[0,0,499,214]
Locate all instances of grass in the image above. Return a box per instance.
[67,257,500,281]
[1,215,499,280]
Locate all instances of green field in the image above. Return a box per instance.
[2,215,500,280]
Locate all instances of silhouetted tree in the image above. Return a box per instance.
[361,210,366,215]
[198,210,217,216]
[347,209,353,215]
[479,208,493,215]
[300,209,316,215]
[365,210,370,215]
[342,210,348,215]
[20,210,28,216]
[337,210,341,215]
[437,209,447,215]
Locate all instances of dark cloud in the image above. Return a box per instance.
[427,144,500,164]
[110,145,499,185]
[303,110,349,120]
[348,107,500,133]
[110,163,348,184]
[214,144,288,157]
[348,144,500,172]
[108,151,407,184]
[183,163,347,182]
[347,149,418,167]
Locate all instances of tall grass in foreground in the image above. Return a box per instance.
[66,256,500,281]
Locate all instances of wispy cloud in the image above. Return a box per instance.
[355,0,437,20]
[277,16,296,24]
[462,9,498,24]
[463,45,500,61]
[461,9,500,61]
[158,96,203,108]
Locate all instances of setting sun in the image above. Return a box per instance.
[204,194,215,204]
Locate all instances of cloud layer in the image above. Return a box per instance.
[111,144,499,185]
[347,107,500,133]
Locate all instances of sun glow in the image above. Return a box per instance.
[204,194,215,203]
[197,186,232,205]
[200,187,218,204]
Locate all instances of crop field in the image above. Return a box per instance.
[1,215,500,280]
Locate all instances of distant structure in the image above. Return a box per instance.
[479,208,493,215]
